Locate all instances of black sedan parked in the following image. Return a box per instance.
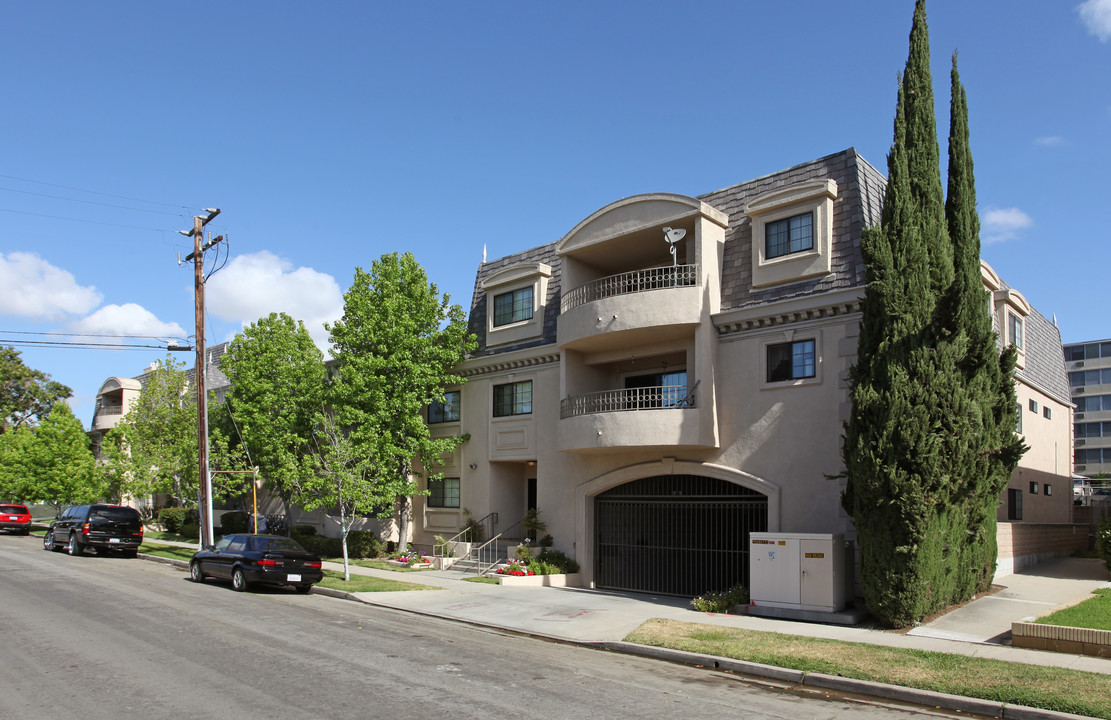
[190,534,324,593]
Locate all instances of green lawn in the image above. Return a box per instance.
[141,542,195,562]
[463,576,499,584]
[317,570,434,593]
[323,557,430,572]
[1036,588,1111,631]
[626,619,1111,719]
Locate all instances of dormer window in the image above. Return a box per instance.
[766,212,814,259]
[493,287,533,327]
[745,179,837,289]
[1008,312,1024,350]
[482,262,551,348]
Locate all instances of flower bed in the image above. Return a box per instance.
[388,548,432,569]
[495,559,534,576]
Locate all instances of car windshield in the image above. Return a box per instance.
[249,536,308,553]
[91,507,139,521]
[1,505,27,514]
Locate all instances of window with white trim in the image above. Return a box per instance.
[428,391,460,423]
[1008,313,1024,350]
[493,287,533,327]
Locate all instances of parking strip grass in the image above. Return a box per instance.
[625,618,1111,719]
[1035,588,1111,631]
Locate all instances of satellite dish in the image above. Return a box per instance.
[662,227,686,266]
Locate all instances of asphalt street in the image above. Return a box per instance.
[1,534,968,720]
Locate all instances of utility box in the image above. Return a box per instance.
[749,532,849,612]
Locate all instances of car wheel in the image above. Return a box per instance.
[295,584,312,594]
[43,531,54,551]
[21,528,30,536]
[190,561,206,583]
[231,567,249,592]
[67,534,83,556]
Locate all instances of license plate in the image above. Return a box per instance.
[287,574,302,582]
[109,538,121,544]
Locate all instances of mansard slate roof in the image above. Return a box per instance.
[467,148,879,358]
[465,147,1066,405]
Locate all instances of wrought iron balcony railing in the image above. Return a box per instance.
[560,382,698,419]
[95,403,124,416]
[560,264,699,314]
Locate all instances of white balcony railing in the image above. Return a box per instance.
[560,264,698,314]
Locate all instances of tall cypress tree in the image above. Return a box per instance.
[943,53,1026,593]
[841,0,1008,626]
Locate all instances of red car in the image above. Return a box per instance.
[0,504,32,535]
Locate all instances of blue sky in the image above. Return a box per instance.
[2,1,1109,426]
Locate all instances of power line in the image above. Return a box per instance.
[0,206,173,233]
[0,185,191,218]
[0,339,179,350]
[0,329,190,342]
[0,173,193,209]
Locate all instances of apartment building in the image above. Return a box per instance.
[412,148,1075,592]
[1066,339,1111,477]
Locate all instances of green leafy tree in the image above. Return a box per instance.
[0,425,37,502]
[841,0,1023,627]
[326,252,476,551]
[1,346,72,433]
[221,312,325,530]
[303,409,380,580]
[23,403,103,512]
[115,355,197,506]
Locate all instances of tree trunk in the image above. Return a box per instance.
[397,494,410,551]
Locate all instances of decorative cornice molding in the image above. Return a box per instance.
[716,300,862,337]
[459,352,561,378]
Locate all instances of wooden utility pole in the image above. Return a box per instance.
[182,209,221,548]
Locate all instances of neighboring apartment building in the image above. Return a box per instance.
[411,148,1075,593]
[1065,339,1111,477]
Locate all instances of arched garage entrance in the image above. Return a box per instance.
[595,474,768,596]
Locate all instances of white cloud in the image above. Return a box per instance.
[0,252,102,320]
[981,207,1034,244]
[1078,0,1111,42]
[72,303,187,339]
[206,251,343,349]
[1034,135,1067,147]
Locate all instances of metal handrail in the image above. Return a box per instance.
[560,264,699,313]
[560,380,699,419]
[463,519,523,575]
[434,511,498,559]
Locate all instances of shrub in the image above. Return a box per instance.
[345,530,382,559]
[299,534,342,557]
[180,523,200,541]
[1097,518,1111,572]
[157,507,190,534]
[291,525,317,543]
[690,584,749,614]
[220,511,248,534]
[536,548,580,574]
[460,509,484,543]
[434,534,455,558]
[515,544,534,561]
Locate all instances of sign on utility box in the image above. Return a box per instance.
[749,532,850,613]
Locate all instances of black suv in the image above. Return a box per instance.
[44,504,144,557]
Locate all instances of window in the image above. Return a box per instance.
[1045,484,1052,497]
[767,340,816,382]
[428,477,460,508]
[1007,488,1023,520]
[1016,403,1023,434]
[1008,313,1024,350]
[428,391,460,423]
[494,380,532,417]
[493,287,533,327]
[765,212,813,259]
[1077,395,1111,412]
[1029,482,1039,495]
[624,370,688,408]
[1043,406,1052,420]
[1028,399,1038,413]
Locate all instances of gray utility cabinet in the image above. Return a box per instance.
[749,532,850,612]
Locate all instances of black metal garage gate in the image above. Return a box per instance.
[595,474,768,596]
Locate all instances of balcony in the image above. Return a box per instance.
[558,265,703,352]
[558,381,714,452]
[560,383,696,418]
[561,264,698,314]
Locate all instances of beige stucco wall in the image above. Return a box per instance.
[1001,380,1073,525]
